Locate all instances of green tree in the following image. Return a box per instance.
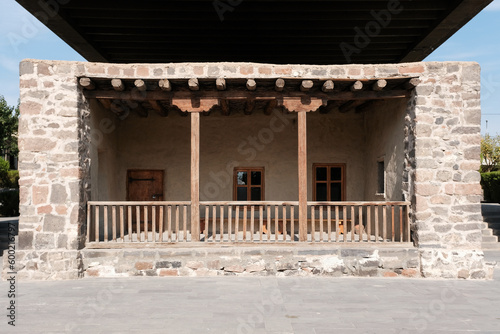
[0,95,19,162]
[481,134,500,172]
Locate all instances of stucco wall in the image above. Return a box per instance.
[90,107,368,202]
[363,98,408,202]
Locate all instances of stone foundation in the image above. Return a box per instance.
[80,246,420,278]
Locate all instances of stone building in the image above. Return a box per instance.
[8,0,495,279]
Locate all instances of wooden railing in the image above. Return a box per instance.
[86,201,411,244]
[307,202,411,243]
[86,201,191,243]
[200,201,299,242]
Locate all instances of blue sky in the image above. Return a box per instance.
[1,0,499,134]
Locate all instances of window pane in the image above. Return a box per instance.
[251,187,261,200]
[331,183,342,201]
[316,183,327,201]
[331,167,342,181]
[316,167,327,181]
[251,171,261,185]
[237,171,247,185]
[237,187,247,200]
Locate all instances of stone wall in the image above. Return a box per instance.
[6,59,493,280]
[81,246,420,278]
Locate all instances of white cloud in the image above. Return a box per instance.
[485,0,500,11]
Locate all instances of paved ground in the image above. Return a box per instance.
[0,259,499,334]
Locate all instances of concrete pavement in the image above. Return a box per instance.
[1,261,499,334]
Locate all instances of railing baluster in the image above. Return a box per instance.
[374,205,379,243]
[152,206,156,242]
[95,205,99,243]
[267,206,271,242]
[159,205,164,242]
[235,206,240,242]
[383,205,387,242]
[282,205,287,242]
[212,205,217,242]
[291,206,295,242]
[274,205,279,243]
[250,205,255,242]
[167,205,172,242]
[351,205,355,242]
[183,205,187,242]
[243,206,248,242]
[327,206,331,242]
[311,206,315,243]
[104,205,108,242]
[136,205,140,242]
[358,205,363,242]
[143,205,148,242]
[335,205,339,242]
[319,206,323,242]
[259,206,264,242]
[175,205,180,242]
[112,206,117,242]
[228,205,232,242]
[342,206,347,243]
[391,205,395,242]
[220,205,224,243]
[128,206,132,242]
[120,206,124,241]
[204,205,209,242]
[367,205,371,243]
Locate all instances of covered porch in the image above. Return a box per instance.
[82,76,416,247]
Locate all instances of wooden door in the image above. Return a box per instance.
[127,170,164,234]
[127,170,164,202]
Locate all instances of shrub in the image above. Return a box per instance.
[481,171,500,203]
[7,170,19,188]
[0,157,8,187]
[0,190,19,217]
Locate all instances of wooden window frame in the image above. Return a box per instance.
[233,167,265,201]
[312,163,346,201]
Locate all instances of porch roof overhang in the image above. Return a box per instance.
[80,76,420,117]
[17,0,492,65]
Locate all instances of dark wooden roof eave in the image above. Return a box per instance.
[16,0,493,64]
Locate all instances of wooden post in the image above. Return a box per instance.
[191,112,200,241]
[298,111,308,241]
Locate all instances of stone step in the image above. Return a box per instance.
[482,228,494,236]
[482,235,499,243]
[482,242,500,250]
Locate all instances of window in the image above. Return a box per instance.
[233,167,264,201]
[377,159,385,195]
[313,163,345,201]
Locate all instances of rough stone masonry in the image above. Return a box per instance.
[4,59,494,280]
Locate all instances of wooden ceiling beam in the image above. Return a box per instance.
[111,78,125,91]
[246,79,257,91]
[300,80,314,92]
[405,78,421,89]
[322,80,334,93]
[188,78,199,91]
[275,79,285,92]
[372,79,387,91]
[216,78,226,90]
[265,99,277,115]
[134,79,147,91]
[159,79,171,91]
[84,89,411,101]
[350,80,363,92]
[79,77,95,90]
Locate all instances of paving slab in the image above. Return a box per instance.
[0,267,499,334]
